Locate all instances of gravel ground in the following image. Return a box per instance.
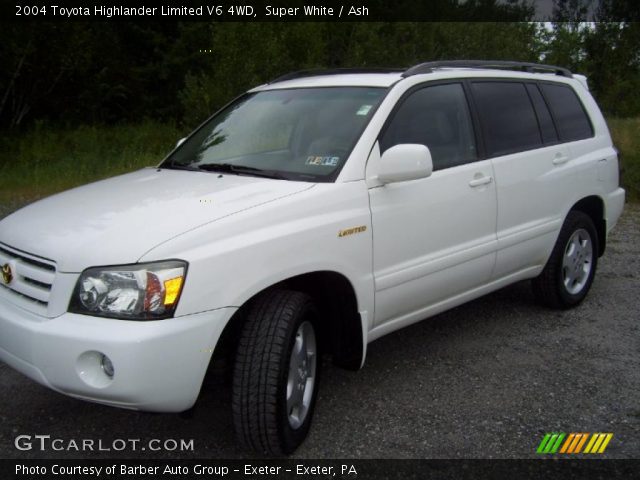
[0,200,638,459]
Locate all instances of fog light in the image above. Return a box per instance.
[101,354,114,378]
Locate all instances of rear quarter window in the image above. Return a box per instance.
[539,83,594,142]
[526,83,559,145]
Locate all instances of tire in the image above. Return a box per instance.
[532,211,599,309]
[232,290,320,455]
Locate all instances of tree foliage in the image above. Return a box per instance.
[1,3,638,130]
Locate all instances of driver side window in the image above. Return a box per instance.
[380,83,477,171]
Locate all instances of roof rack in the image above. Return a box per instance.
[269,68,405,84]
[402,60,573,78]
[268,61,573,85]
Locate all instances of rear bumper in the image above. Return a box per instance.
[605,187,625,234]
[0,298,236,412]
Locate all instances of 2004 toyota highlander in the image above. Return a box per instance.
[0,61,625,454]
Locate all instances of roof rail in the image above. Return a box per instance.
[402,60,573,78]
[270,68,405,84]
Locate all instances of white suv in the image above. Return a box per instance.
[0,61,625,454]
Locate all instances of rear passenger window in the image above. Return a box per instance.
[540,83,593,142]
[471,82,542,157]
[526,83,559,144]
[380,83,477,171]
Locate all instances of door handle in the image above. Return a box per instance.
[553,153,570,165]
[468,175,493,187]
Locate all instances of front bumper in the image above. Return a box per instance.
[0,298,236,412]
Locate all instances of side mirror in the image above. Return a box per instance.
[176,137,187,148]
[377,144,433,184]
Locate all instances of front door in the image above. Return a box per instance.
[367,82,498,328]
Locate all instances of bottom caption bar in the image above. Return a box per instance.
[3,459,639,480]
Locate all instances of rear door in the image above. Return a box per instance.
[470,80,577,279]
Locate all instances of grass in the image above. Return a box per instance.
[607,117,640,202]
[0,121,183,205]
[0,117,638,205]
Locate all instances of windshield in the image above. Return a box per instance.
[161,87,387,181]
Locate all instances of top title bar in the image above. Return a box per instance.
[4,0,639,22]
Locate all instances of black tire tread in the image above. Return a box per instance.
[232,289,310,455]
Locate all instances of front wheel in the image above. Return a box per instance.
[532,211,599,309]
[232,290,320,455]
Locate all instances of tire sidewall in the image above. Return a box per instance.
[555,212,599,307]
[276,299,321,454]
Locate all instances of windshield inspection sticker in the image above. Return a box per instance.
[306,156,339,166]
[356,105,372,116]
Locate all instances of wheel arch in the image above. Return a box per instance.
[211,271,365,375]
[569,195,606,257]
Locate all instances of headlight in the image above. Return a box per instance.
[69,260,187,320]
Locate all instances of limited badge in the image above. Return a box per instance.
[338,225,367,237]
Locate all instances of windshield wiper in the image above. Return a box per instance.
[197,163,288,180]
[161,163,200,171]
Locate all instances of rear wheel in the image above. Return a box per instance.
[532,211,598,309]
[232,290,320,455]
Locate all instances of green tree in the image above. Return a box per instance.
[179,23,328,125]
[583,21,640,116]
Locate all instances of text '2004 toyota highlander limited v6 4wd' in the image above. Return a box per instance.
[0,61,625,454]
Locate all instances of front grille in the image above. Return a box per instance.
[0,244,56,308]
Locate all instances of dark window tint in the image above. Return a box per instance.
[380,83,477,171]
[540,83,593,142]
[526,83,559,144]
[472,82,542,156]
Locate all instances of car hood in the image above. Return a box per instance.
[0,168,314,272]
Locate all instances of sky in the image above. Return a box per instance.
[518,0,598,21]
[533,0,556,19]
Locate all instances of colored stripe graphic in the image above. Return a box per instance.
[574,433,589,453]
[584,433,614,454]
[561,433,587,454]
[560,433,576,453]
[537,434,552,454]
[537,433,613,454]
[583,434,598,453]
[584,433,600,453]
[550,433,565,453]
[537,433,565,453]
[597,433,614,453]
